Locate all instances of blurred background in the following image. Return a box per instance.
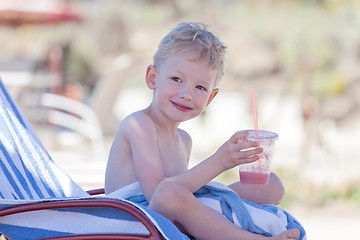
[1,0,359,238]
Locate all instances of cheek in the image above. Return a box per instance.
[195,94,212,108]
[155,85,175,103]
[157,80,175,93]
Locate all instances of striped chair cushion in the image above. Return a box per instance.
[0,78,88,200]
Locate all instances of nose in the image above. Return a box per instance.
[179,84,192,101]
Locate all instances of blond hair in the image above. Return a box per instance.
[153,22,227,84]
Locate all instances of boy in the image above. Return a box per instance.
[105,22,301,239]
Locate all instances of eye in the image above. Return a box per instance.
[195,85,206,91]
[171,77,181,83]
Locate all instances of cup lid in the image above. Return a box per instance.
[246,130,278,140]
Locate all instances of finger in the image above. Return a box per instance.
[238,140,260,150]
[230,131,249,144]
[237,154,260,164]
[234,146,262,163]
[239,147,263,158]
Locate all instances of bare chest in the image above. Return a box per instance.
[157,135,188,177]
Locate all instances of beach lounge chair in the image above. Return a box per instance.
[0,76,306,240]
[0,77,187,240]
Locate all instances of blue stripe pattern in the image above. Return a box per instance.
[0,78,86,200]
[0,223,72,240]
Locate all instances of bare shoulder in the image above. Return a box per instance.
[122,110,152,125]
[120,110,156,135]
[177,128,191,143]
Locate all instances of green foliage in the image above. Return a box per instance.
[274,167,360,208]
[346,183,360,205]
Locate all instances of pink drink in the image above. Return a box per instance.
[239,171,269,184]
[238,130,277,185]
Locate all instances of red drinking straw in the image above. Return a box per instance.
[251,88,262,169]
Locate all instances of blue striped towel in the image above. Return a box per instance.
[0,78,188,239]
[110,181,307,240]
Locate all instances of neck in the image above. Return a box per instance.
[145,104,180,133]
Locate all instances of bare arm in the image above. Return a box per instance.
[125,114,165,201]
[228,172,285,205]
[165,131,263,193]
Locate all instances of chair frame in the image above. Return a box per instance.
[0,188,162,240]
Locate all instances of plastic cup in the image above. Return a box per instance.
[239,130,278,184]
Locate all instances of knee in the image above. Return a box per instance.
[149,181,189,214]
[269,173,286,205]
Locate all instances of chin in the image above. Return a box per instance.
[167,107,202,122]
[171,113,197,122]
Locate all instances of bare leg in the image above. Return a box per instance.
[228,173,285,205]
[149,181,299,240]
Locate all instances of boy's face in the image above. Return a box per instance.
[146,52,219,123]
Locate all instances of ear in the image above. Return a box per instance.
[206,88,219,106]
[146,65,157,90]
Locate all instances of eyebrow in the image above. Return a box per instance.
[196,80,211,87]
[174,70,208,83]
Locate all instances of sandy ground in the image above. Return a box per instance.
[287,204,360,239]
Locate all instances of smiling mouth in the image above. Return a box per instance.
[171,101,193,112]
